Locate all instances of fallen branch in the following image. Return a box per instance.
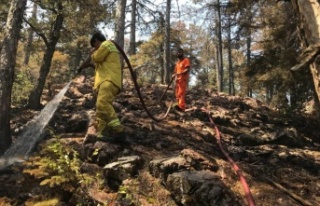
[261,176,314,206]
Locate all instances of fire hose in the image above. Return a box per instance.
[77,40,172,122]
[202,107,256,206]
[110,40,173,122]
[77,41,256,205]
[115,45,256,204]
[159,75,175,101]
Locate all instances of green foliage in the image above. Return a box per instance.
[23,138,97,204]
[238,2,313,112]
[12,68,34,106]
[58,0,111,70]
[0,0,10,33]
[130,23,199,85]
[118,185,129,194]
[117,185,135,205]
[48,51,72,85]
[33,198,60,206]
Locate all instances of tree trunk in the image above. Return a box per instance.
[0,0,27,155]
[23,2,37,65]
[291,0,320,104]
[27,2,64,110]
[129,0,136,55]
[227,17,234,95]
[216,0,224,92]
[244,5,253,98]
[114,0,127,48]
[114,0,126,90]
[164,0,171,84]
[159,12,165,84]
[246,36,252,98]
[28,44,59,109]
[215,45,220,89]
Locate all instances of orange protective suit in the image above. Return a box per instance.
[174,57,190,110]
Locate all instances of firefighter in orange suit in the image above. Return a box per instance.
[172,48,190,111]
[78,32,124,143]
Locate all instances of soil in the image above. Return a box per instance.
[0,76,320,206]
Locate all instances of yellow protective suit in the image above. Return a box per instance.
[91,40,123,137]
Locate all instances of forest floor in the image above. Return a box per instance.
[0,76,320,206]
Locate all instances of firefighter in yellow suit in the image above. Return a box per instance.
[78,32,124,143]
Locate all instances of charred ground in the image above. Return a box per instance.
[1,76,320,206]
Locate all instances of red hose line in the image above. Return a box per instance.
[203,108,256,206]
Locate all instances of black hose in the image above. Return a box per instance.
[159,76,174,101]
[110,40,172,122]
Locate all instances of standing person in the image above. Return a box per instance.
[172,48,191,112]
[78,32,125,143]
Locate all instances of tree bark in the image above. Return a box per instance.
[246,36,252,98]
[27,2,64,110]
[23,2,37,65]
[164,0,171,84]
[216,0,224,92]
[0,0,27,155]
[114,0,127,48]
[245,4,253,98]
[227,17,234,95]
[129,0,136,55]
[159,12,165,84]
[114,0,126,90]
[291,0,320,104]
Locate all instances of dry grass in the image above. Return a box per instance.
[120,171,176,206]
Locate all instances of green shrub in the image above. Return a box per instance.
[23,138,98,204]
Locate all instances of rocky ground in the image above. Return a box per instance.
[1,75,320,206]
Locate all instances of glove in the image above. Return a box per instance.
[77,66,83,74]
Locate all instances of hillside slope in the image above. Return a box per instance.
[1,76,320,206]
